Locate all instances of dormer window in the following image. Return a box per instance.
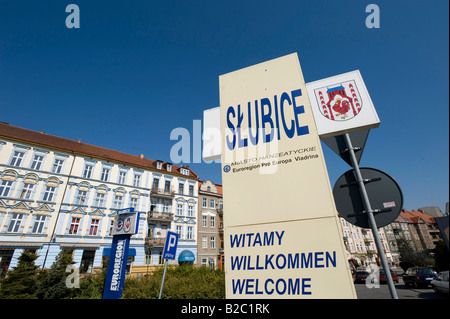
[156,161,162,169]
[180,168,189,176]
[166,163,172,172]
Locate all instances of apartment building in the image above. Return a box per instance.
[0,122,198,277]
[197,180,223,269]
[340,217,392,267]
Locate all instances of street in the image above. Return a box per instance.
[355,282,448,299]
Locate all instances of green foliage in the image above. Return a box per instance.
[397,238,435,271]
[72,269,106,299]
[0,251,39,299]
[36,249,76,299]
[123,265,225,299]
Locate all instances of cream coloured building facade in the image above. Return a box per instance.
[0,122,198,277]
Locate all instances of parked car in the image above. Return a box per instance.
[431,271,449,294]
[379,269,399,283]
[403,267,438,288]
[354,270,370,283]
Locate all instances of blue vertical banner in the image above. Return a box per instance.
[103,234,131,299]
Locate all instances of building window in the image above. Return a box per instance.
[176,225,182,237]
[180,168,189,176]
[130,197,138,209]
[177,203,183,215]
[189,185,194,196]
[202,198,207,207]
[8,213,23,232]
[187,226,193,240]
[162,201,170,213]
[210,199,215,208]
[178,183,184,195]
[94,192,106,207]
[20,183,34,200]
[118,171,127,184]
[30,155,44,170]
[210,237,215,249]
[101,167,110,182]
[52,159,64,174]
[157,162,162,170]
[152,178,159,189]
[9,151,25,167]
[210,216,215,228]
[219,201,223,209]
[202,258,208,267]
[0,180,13,197]
[188,205,194,217]
[166,163,172,172]
[83,164,93,179]
[32,215,46,233]
[164,181,171,193]
[69,217,81,235]
[202,236,208,249]
[89,219,100,236]
[133,174,141,187]
[113,195,123,209]
[42,186,56,202]
[75,190,88,205]
[202,216,207,227]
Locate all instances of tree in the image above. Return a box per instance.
[36,248,76,299]
[0,250,39,299]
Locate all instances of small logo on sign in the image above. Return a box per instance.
[124,217,132,232]
[314,80,362,121]
[223,165,231,173]
[116,219,124,232]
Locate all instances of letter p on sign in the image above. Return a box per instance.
[163,231,179,260]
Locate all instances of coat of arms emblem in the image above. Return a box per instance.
[314,80,362,121]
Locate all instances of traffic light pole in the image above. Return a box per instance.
[343,133,399,299]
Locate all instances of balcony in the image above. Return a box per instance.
[145,237,165,248]
[150,188,175,198]
[147,211,174,224]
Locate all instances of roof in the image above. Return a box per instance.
[0,122,198,179]
[198,180,223,195]
[399,210,436,224]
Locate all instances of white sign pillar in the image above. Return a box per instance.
[218,53,356,299]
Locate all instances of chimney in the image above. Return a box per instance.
[139,154,144,159]
[77,139,81,143]
[40,131,45,134]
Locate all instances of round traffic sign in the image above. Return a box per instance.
[333,167,403,229]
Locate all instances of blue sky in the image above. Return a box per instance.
[0,0,448,212]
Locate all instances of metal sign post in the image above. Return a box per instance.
[343,133,398,299]
[158,231,179,299]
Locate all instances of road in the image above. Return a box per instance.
[355,282,448,299]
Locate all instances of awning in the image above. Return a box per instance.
[178,250,195,262]
[102,248,136,256]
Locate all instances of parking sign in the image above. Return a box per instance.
[163,231,178,260]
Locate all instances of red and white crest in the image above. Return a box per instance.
[314,80,362,121]
[124,217,132,232]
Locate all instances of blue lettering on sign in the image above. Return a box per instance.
[232,278,312,296]
[228,230,338,296]
[226,89,309,151]
[103,234,131,299]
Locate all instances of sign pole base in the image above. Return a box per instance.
[343,133,399,299]
[159,260,168,299]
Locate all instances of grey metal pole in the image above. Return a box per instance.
[344,133,399,299]
[158,259,168,299]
